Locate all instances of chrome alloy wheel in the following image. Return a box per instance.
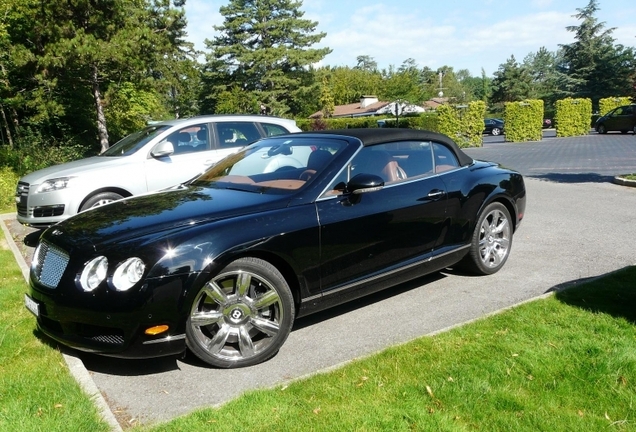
[187,258,293,367]
[478,208,511,269]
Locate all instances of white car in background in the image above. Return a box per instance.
[15,115,301,228]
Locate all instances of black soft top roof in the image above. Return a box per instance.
[300,128,474,167]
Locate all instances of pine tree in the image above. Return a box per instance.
[559,0,636,107]
[202,0,331,116]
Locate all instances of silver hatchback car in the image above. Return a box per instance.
[15,115,301,227]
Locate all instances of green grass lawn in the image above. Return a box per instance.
[1,238,634,431]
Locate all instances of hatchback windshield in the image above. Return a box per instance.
[193,137,346,193]
[101,125,171,156]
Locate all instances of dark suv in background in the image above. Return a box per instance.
[594,104,636,134]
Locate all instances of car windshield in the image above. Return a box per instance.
[192,137,346,194]
[100,125,171,156]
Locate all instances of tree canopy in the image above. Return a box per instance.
[200,0,331,116]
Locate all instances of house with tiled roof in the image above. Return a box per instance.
[309,96,427,119]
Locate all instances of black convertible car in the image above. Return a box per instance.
[26,129,526,368]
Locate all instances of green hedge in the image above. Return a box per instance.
[554,98,592,137]
[503,99,544,142]
[598,97,632,115]
[296,113,439,133]
[437,101,486,148]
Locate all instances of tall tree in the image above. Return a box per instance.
[558,0,636,107]
[3,0,191,153]
[202,0,331,116]
[490,55,533,104]
[523,47,561,114]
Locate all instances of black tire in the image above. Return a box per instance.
[79,192,124,212]
[186,257,294,368]
[491,127,501,136]
[461,202,513,275]
[597,124,607,134]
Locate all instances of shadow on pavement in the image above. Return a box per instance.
[529,173,617,184]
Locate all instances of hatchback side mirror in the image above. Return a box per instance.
[151,141,174,158]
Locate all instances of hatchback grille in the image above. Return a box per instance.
[16,182,29,217]
[32,241,70,289]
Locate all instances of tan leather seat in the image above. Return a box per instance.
[354,150,404,182]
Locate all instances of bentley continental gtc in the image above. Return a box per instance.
[26,128,526,368]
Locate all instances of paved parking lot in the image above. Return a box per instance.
[4,132,636,428]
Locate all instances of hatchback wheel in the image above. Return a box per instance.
[491,127,501,136]
[80,192,124,211]
[597,124,607,134]
[462,202,512,275]
[186,257,294,368]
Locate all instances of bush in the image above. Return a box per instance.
[555,98,592,137]
[503,99,544,142]
[437,101,485,147]
[0,166,19,212]
[297,113,440,132]
[0,129,91,177]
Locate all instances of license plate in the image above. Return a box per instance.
[24,294,39,317]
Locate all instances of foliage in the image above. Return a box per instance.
[503,99,544,142]
[437,101,486,148]
[558,0,636,111]
[0,0,194,154]
[490,56,534,105]
[104,82,171,143]
[598,96,633,116]
[554,98,593,137]
[0,165,18,211]
[0,128,90,176]
[296,113,439,132]
[201,0,331,117]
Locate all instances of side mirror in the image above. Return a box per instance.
[346,173,384,195]
[151,141,174,158]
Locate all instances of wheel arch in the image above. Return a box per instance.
[486,196,518,232]
[199,249,303,315]
[77,187,133,212]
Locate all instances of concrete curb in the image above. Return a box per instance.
[613,175,636,187]
[0,213,123,432]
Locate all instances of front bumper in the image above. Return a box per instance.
[16,181,74,227]
[26,289,187,359]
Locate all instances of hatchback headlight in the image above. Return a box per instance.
[36,177,73,193]
[79,256,108,291]
[112,258,145,291]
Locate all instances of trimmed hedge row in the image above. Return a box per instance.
[296,114,439,132]
[555,98,592,137]
[599,97,632,116]
[503,99,544,142]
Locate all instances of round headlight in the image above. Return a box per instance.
[80,256,108,291]
[112,257,145,291]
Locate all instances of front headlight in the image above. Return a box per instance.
[79,256,108,291]
[36,177,73,193]
[112,258,145,291]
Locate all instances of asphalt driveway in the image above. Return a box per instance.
[3,132,636,428]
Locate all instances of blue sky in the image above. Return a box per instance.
[185,0,636,77]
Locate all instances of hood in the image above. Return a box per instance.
[20,156,132,184]
[43,185,291,251]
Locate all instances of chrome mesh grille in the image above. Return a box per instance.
[32,241,69,289]
[89,335,124,345]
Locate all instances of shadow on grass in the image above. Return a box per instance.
[552,266,636,324]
